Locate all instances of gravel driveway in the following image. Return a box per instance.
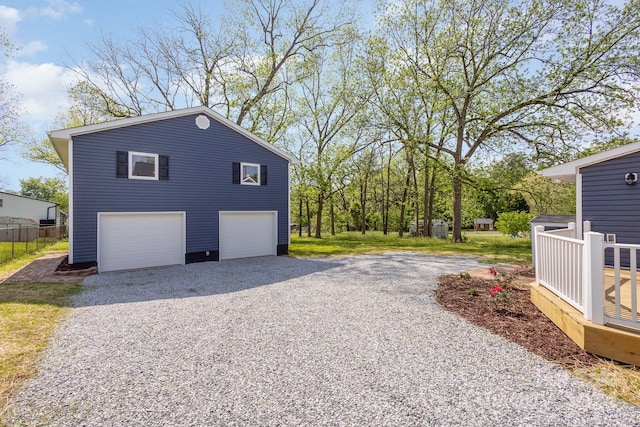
[7,254,640,426]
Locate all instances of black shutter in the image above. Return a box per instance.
[260,165,267,186]
[159,155,169,180]
[116,151,128,178]
[232,162,240,184]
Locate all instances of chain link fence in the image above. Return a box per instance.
[0,224,68,265]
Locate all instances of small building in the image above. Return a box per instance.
[49,106,299,273]
[0,191,62,226]
[541,140,640,266]
[473,218,494,231]
[409,219,449,238]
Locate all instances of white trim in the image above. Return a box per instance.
[541,140,640,182]
[68,139,74,264]
[240,162,260,185]
[48,106,300,169]
[128,151,159,180]
[97,211,186,273]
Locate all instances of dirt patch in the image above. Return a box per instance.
[435,268,599,368]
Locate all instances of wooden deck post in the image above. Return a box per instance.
[583,231,605,325]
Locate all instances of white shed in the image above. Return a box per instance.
[0,192,62,225]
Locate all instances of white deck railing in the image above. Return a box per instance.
[534,225,585,312]
[535,223,640,331]
[604,242,640,330]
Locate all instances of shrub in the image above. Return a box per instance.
[495,211,532,237]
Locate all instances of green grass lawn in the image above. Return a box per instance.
[290,231,532,264]
[0,239,69,267]
[0,281,82,421]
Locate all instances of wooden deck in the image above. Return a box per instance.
[531,280,640,366]
[604,269,640,324]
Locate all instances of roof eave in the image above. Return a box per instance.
[47,106,300,165]
[540,140,640,183]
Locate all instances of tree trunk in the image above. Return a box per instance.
[452,163,464,243]
[340,191,350,232]
[360,180,368,235]
[411,158,420,236]
[423,158,431,237]
[306,198,311,238]
[398,169,411,237]
[383,145,392,235]
[315,194,324,238]
[298,197,303,237]
[427,165,437,237]
[330,198,336,236]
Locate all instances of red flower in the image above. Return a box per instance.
[488,267,497,276]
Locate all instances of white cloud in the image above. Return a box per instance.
[26,0,83,21]
[17,40,47,57]
[0,6,21,34]
[3,60,78,125]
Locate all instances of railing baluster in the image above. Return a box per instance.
[615,246,621,319]
[632,249,637,323]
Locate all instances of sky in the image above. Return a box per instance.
[0,0,637,192]
[0,0,219,191]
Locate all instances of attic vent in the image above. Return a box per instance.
[196,115,210,130]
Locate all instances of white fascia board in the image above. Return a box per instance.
[48,106,300,167]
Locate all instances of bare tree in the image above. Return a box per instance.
[0,30,24,155]
[71,0,357,144]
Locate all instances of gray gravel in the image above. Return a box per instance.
[6,253,640,426]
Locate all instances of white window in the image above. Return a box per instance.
[241,162,260,185]
[129,151,159,180]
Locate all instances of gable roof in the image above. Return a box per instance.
[0,191,59,206]
[48,106,300,170]
[541,141,640,182]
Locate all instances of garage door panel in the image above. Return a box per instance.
[98,212,185,272]
[220,211,277,260]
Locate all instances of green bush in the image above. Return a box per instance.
[495,211,532,237]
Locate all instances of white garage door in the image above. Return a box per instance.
[219,211,277,260]
[98,212,185,272]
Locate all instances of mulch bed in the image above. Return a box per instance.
[435,270,599,368]
[55,256,98,276]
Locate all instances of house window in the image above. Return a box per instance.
[129,151,159,180]
[241,162,260,186]
[0,199,3,207]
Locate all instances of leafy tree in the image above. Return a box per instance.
[472,153,533,219]
[516,172,575,216]
[19,177,68,212]
[378,0,640,242]
[22,81,119,173]
[295,29,373,238]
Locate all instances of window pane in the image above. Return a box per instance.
[242,164,259,184]
[132,154,156,177]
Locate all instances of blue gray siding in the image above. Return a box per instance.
[71,114,290,263]
[581,150,640,267]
